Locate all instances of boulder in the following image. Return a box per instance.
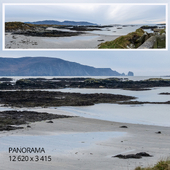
[113,152,152,159]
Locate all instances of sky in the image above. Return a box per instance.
[0,0,170,76]
[5,4,166,25]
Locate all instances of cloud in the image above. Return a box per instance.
[5,4,166,24]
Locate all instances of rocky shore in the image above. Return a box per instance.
[5,22,84,37]
[13,30,84,37]
[0,91,135,107]
[1,77,170,91]
[0,110,73,131]
[98,27,166,49]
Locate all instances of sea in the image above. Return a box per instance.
[44,24,165,42]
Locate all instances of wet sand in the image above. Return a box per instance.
[0,116,170,170]
[5,33,120,49]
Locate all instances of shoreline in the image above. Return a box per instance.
[1,116,170,170]
[5,32,120,49]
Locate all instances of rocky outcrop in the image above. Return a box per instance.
[138,35,166,49]
[13,30,83,37]
[138,36,157,49]
[0,110,73,131]
[98,28,152,49]
[140,25,157,29]
[1,77,170,90]
[127,71,134,76]
[0,91,135,107]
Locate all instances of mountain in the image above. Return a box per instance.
[25,20,98,26]
[0,57,132,76]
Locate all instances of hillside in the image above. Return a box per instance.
[0,57,130,76]
[25,20,98,26]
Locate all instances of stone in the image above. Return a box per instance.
[113,152,152,159]
[46,120,53,123]
[119,126,128,128]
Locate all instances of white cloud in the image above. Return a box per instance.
[5,4,166,24]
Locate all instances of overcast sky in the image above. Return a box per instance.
[1,0,170,76]
[5,4,166,25]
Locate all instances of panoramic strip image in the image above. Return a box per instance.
[4,4,166,49]
[1,1,170,170]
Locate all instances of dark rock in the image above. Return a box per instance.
[119,126,128,128]
[69,26,101,31]
[0,110,73,131]
[136,152,152,157]
[113,152,152,159]
[113,154,141,159]
[0,91,135,107]
[0,78,13,81]
[140,26,157,29]
[13,30,83,37]
[155,131,161,134]
[0,125,24,131]
[46,120,53,123]
[159,92,170,95]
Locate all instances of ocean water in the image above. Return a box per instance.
[42,24,159,43]
[1,75,169,83]
[89,25,155,35]
[4,86,168,127]
[57,104,170,127]
[46,24,158,36]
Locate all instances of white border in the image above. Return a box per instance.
[2,3,168,51]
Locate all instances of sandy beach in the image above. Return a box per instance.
[0,115,170,170]
[5,33,120,49]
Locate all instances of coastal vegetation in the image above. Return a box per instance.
[98,28,150,49]
[5,22,36,32]
[135,159,170,170]
[98,27,166,49]
[5,22,84,37]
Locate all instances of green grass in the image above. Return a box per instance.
[159,28,166,35]
[98,28,145,49]
[5,22,36,31]
[135,159,170,170]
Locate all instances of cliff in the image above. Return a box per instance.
[0,57,130,76]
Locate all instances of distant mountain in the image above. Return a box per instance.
[25,20,98,26]
[0,57,132,76]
